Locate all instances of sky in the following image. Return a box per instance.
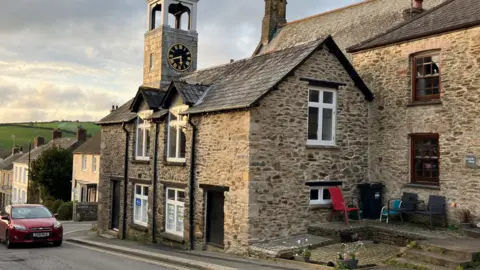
[0,0,362,123]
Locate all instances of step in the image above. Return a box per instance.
[418,241,476,261]
[463,228,480,239]
[405,249,470,269]
[393,257,450,270]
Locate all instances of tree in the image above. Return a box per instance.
[29,146,73,202]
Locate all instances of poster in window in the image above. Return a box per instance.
[136,198,142,206]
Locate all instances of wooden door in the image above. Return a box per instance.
[206,191,225,247]
[111,181,121,230]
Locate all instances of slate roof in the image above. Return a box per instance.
[15,138,79,165]
[348,0,480,52]
[0,153,24,171]
[130,88,167,111]
[172,82,208,105]
[97,98,137,125]
[179,36,373,114]
[256,0,447,55]
[74,132,101,154]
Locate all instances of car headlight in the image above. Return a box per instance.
[13,224,27,231]
[54,221,62,229]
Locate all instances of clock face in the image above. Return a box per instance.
[168,44,192,71]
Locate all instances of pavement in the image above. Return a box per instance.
[67,234,333,270]
[0,222,177,270]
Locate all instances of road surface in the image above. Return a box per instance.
[0,222,178,270]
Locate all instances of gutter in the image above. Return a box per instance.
[152,122,160,243]
[121,122,130,240]
[187,115,197,250]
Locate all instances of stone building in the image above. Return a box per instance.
[96,0,472,255]
[347,0,480,220]
[96,0,378,254]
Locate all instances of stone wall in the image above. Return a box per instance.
[74,202,98,221]
[248,47,370,243]
[352,27,480,223]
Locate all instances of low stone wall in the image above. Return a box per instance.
[74,202,98,221]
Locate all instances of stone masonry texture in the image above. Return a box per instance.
[352,27,480,223]
[248,47,370,244]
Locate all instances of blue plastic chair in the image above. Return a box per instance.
[379,200,402,223]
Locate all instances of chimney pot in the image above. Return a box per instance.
[12,147,20,155]
[52,128,62,140]
[116,105,119,109]
[413,0,423,9]
[77,127,87,142]
[230,59,234,63]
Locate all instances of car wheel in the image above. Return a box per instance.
[53,240,62,247]
[5,231,13,249]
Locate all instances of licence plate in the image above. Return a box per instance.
[33,232,50,238]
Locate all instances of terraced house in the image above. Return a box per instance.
[96,0,463,254]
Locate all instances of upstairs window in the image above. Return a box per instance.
[92,156,97,173]
[82,155,87,171]
[167,106,187,163]
[411,134,439,185]
[413,53,440,101]
[307,88,337,146]
[136,117,151,160]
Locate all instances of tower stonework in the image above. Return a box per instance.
[144,0,199,86]
[261,0,287,45]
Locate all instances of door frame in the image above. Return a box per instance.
[200,184,229,249]
[111,179,121,231]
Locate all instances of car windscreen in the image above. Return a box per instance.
[11,207,53,219]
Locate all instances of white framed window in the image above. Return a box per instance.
[167,106,187,163]
[23,168,26,183]
[309,187,332,205]
[133,184,149,226]
[21,190,26,204]
[307,87,337,146]
[135,117,151,160]
[15,167,18,182]
[92,156,97,173]
[165,188,185,237]
[82,155,87,171]
[12,188,16,203]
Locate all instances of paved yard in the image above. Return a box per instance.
[311,240,400,267]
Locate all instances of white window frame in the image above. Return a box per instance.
[307,87,337,146]
[133,184,149,227]
[135,117,151,161]
[309,187,332,206]
[92,156,97,173]
[167,105,188,163]
[12,188,16,204]
[22,168,26,183]
[82,155,87,171]
[165,187,185,237]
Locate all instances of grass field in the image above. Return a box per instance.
[0,121,100,151]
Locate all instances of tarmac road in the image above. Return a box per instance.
[0,222,178,270]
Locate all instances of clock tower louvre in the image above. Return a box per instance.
[144,0,199,86]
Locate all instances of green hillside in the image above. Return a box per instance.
[0,121,100,153]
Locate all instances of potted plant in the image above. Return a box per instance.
[294,238,312,262]
[456,208,474,229]
[336,241,365,269]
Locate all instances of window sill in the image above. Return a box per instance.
[131,160,150,165]
[131,223,149,232]
[406,100,442,107]
[309,204,332,210]
[306,144,340,150]
[404,183,440,190]
[160,231,184,243]
[164,161,187,167]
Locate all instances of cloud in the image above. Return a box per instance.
[0,0,362,123]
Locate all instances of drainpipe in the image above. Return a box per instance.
[152,122,159,243]
[121,123,130,240]
[187,115,197,250]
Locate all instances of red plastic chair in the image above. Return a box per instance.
[328,187,361,225]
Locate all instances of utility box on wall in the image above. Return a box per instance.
[466,155,477,169]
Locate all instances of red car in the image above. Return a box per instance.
[0,204,63,248]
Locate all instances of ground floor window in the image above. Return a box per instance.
[166,188,185,237]
[411,133,439,185]
[133,184,149,226]
[309,187,332,205]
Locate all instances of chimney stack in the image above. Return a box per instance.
[261,0,287,45]
[52,128,62,140]
[34,136,45,148]
[413,0,423,9]
[12,147,20,155]
[77,127,87,142]
[110,105,116,113]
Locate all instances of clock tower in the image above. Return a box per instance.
[144,0,199,86]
